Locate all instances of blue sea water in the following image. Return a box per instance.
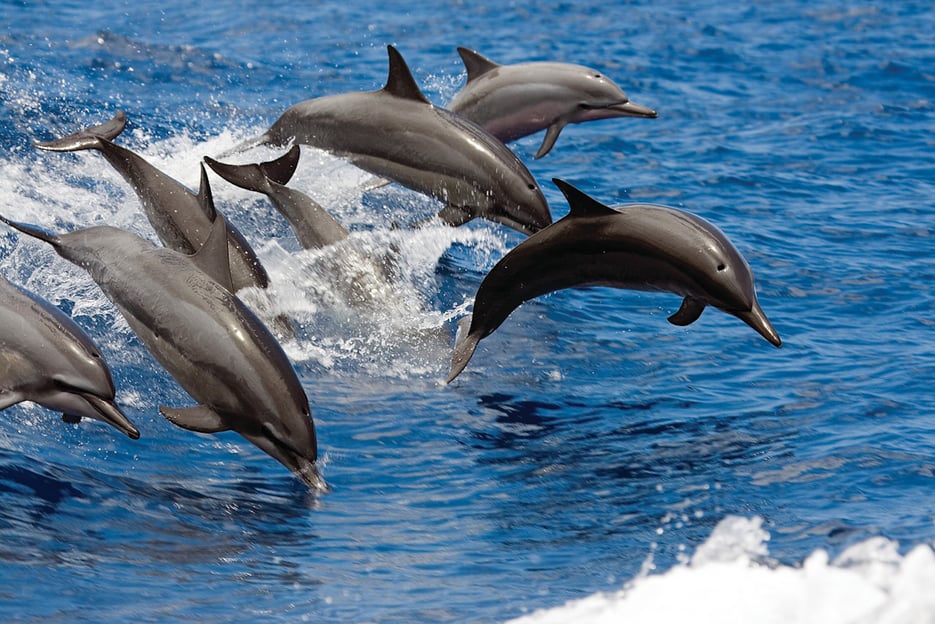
[1,0,934,622]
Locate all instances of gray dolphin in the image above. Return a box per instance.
[33,111,271,294]
[205,147,400,307]
[448,47,657,159]
[231,45,552,236]
[447,179,781,382]
[0,213,325,490]
[204,146,349,250]
[0,274,139,438]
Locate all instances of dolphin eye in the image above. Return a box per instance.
[527,183,537,190]
[717,263,726,272]
[593,73,602,79]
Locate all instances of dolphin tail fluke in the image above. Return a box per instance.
[0,215,62,247]
[33,110,128,152]
[204,144,300,194]
[446,316,480,383]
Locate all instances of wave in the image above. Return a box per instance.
[506,515,935,624]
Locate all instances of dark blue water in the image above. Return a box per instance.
[1,1,933,622]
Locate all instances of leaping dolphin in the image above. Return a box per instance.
[0,213,325,491]
[33,111,271,294]
[204,146,349,250]
[230,45,552,236]
[447,47,657,159]
[205,147,400,308]
[0,273,139,438]
[447,179,781,382]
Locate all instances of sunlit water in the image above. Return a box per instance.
[1,1,934,622]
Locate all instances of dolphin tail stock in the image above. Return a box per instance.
[204,144,301,194]
[0,215,62,248]
[446,316,481,383]
[33,110,128,152]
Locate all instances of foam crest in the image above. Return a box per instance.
[506,516,935,624]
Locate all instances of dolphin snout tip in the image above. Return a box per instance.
[738,303,782,348]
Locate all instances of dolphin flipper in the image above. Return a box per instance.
[667,297,706,326]
[160,405,229,433]
[34,111,128,152]
[447,316,480,383]
[534,121,567,159]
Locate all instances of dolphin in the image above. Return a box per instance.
[0,213,325,491]
[230,45,552,236]
[447,179,782,382]
[447,47,658,159]
[204,147,400,307]
[204,146,349,250]
[33,111,271,294]
[0,274,139,438]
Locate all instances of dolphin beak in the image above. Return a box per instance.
[605,100,658,118]
[243,430,330,492]
[734,301,782,347]
[79,392,141,439]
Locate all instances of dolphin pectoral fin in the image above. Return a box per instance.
[62,413,82,424]
[33,110,128,152]
[668,297,706,326]
[436,205,478,227]
[534,122,567,159]
[160,405,229,434]
[447,316,480,383]
[189,211,235,293]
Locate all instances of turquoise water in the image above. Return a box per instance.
[1,1,933,621]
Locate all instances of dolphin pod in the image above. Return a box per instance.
[448,47,658,159]
[447,179,781,382]
[231,45,553,236]
[0,45,782,490]
[0,273,139,439]
[0,213,325,491]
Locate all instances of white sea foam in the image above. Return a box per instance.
[506,516,935,624]
[0,124,503,377]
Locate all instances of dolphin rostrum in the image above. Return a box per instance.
[447,179,781,382]
[0,213,325,490]
[0,273,139,438]
[33,111,271,294]
[448,48,657,159]
[231,45,552,236]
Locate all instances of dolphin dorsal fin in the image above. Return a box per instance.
[196,162,218,221]
[189,208,235,292]
[457,47,500,82]
[383,45,430,104]
[552,179,620,218]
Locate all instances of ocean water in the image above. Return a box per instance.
[1,1,933,622]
